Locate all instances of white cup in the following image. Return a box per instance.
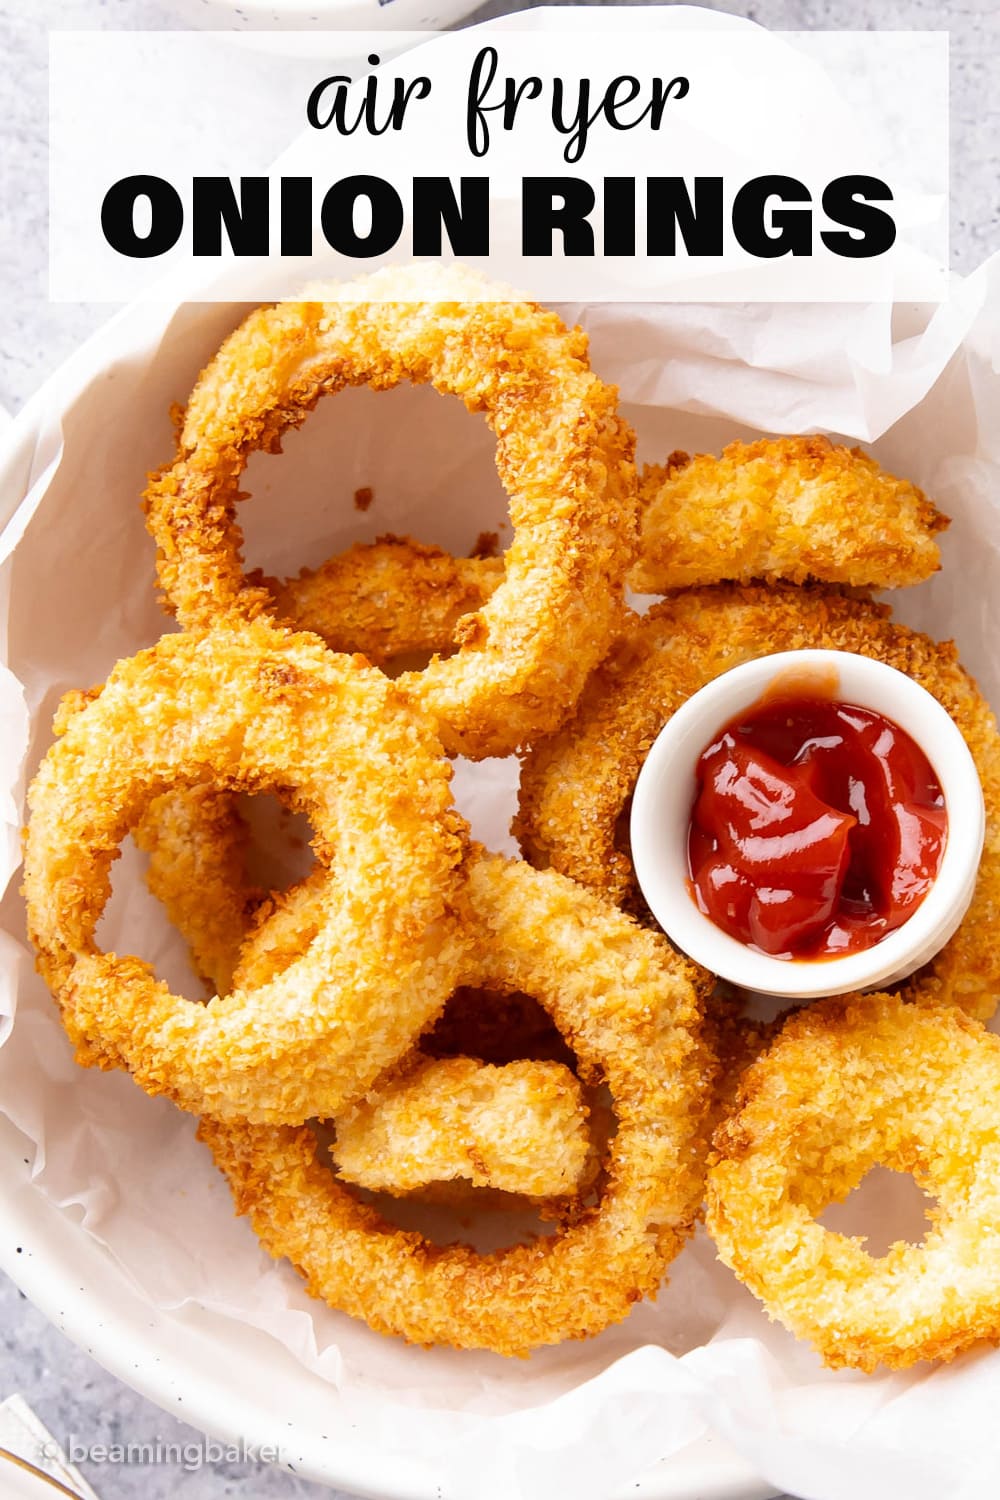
[630,649,985,1000]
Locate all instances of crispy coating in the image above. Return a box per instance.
[23,617,469,1124]
[706,993,1000,1371]
[200,851,713,1355]
[630,437,947,595]
[144,265,637,758]
[516,583,1000,1021]
[333,1055,595,1198]
[272,534,504,668]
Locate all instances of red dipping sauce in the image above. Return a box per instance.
[688,695,948,959]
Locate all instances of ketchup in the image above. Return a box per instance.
[687,696,947,959]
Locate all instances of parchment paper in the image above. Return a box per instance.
[3,14,1000,1500]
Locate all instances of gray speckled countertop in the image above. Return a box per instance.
[2,3,998,1497]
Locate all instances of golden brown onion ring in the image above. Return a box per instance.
[135,771,594,1198]
[199,851,712,1355]
[706,992,1000,1371]
[144,266,637,758]
[23,617,468,1124]
[135,532,503,996]
[631,437,947,595]
[516,583,1000,1021]
[137,787,571,1067]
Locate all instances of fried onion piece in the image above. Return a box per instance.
[630,438,947,595]
[333,1055,596,1199]
[199,851,713,1355]
[707,992,1000,1371]
[272,535,504,668]
[516,583,1000,1021]
[144,265,637,758]
[23,618,468,1124]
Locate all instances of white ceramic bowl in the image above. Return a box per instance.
[631,649,985,1000]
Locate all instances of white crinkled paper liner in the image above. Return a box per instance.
[4,25,1000,1496]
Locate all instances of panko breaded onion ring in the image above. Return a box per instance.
[333,1055,595,1199]
[272,534,504,668]
[630,437,947,595]
[228,871,600,1205]
[136,532,501,995]
[516,584,1000,1021]
[133,790,594,1197]
[144,265,637,758]
[199,852,712,1355]
[706,993,1000,1371]
[23,618,468,1124]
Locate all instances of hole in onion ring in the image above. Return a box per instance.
[818,1166,934,1256]
[613,793,634,865]
[237,792,315,896]
[97,835,208,1003]
[422,987,576,1068]
[449,757,521,858]
[310,1118,572,1251]
[379,647,445,677]
[347,1181,565,1253]
[238,384,513,582]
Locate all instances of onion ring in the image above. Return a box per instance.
[135,777,594,1197]
[198,850,712,1355]
[706,992,1000,1370]
[631,437,947,595]
[23,617,468,1124]
[516,583,1000,1021]
[135,532,502,995]
[144,265,637,758]
[137,786,571,1066]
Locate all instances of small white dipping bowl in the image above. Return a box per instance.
[630,648,985,999]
